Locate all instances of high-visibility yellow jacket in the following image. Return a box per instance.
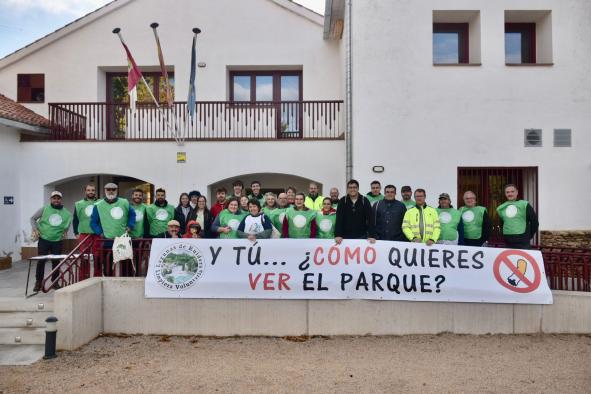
[304,194,324,211]
[402,205,441,243]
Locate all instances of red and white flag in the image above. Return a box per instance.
[120,41,143,111]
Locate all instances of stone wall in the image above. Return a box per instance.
[541,231,591,249]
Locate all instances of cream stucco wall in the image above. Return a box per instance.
[349,0,591,229]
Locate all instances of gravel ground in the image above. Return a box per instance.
[1,334,590,393]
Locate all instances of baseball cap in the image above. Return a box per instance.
[401,186,412,192]
[167,220,180,227]
[50,191,63,198]
[104,183,118,189]
[438,193,451,200]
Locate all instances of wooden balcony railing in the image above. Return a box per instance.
[48,101,344,141]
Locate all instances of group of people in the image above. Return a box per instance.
[30,178,539,291]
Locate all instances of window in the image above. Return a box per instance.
[229,71,302,102]
[106,72,175,104]
[432,11,481,65]
[505,24,536,64]
[17,74,45,103]
[433,24,469,64]
[505,11,553,65]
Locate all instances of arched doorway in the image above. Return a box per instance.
[208,173,323,201]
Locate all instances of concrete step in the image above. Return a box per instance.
[0,327,46,345]
[0,311,53,328]
[0,297,54,312]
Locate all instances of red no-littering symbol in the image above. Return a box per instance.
[493,250,541,293]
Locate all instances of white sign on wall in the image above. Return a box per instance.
[145,239,553,304]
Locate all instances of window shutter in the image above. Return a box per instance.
[524,129,542,147]
[553,129,572,147]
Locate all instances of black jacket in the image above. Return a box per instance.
[188,209,214,238]
[370,199,407,241]
[174,205,194,235]
[335,195,374,239]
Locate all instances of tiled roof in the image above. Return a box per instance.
[0,94,49,128]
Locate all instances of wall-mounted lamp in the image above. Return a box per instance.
[198,62,206,68]
[372,166,384,173]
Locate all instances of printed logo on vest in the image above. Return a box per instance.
[462,210,475,223]
[135,211,144,221]
[228,219,240,230]
[293,214,307,228]
[154,242,205,291]
[439,212,451,224]
[319,218,333,232]
[156,208,168,221]
[505,205,518,218]
[48,214,63,227]
[278,212,286,224]
[84,205,94,217]
[110,206,124,220]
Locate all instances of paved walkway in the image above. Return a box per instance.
[0,260,55,299]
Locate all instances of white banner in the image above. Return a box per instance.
[145,239,553,304]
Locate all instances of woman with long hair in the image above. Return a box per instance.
[174,192,193,235]
[188,195,213,238]
[211,197,248,239]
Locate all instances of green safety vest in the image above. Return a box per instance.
[497,200,528,235]
[218,209,248,239]
[38,205,72,242]
[129,203,146,238]
[403,200,416,209]
[436,208,461,241]
[266,208,287,233]
[366,193,384,206]
[146,203,175,236]
[74,199,96,234]
[285,207,316,238]
[459,206,486,240]
[315,212,336,239]
[304,195,324,211]
[95,198,130,239]
[248,194,266,206]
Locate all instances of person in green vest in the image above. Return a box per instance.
[304,182,324,211]
[73,184,98,280]
[283,193,317,238]
[239,195,250,214]
[366,180,384,207]
[129,188,147,238]
[329,187,340,209]
[436,193,464,245]
[401,185,416,210]
[30,191,72,292]
[146,188,175,237]
[73,184,97,239]
[248,180,265,206]
[459,191,491,247]
[315,197,337,239]
[267,193,289,236]
[90,183,135,239]
[90,183,136,276]
[211,198,248,239]
[496,184,539,249]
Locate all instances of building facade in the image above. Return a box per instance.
[0,0,590,258]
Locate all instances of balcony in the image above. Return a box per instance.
[48,101,344,141]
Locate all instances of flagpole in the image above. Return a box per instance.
[150,22,173,107]
[112,27,181,144]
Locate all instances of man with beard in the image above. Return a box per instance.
[73,184,98,279]
[73,184,97,239]
[158,220,182,238]
[304,182,324,211]
[30,191,72,292]
[146,188,175,237]
[91,183,135,275]
[129,188,147,238]
[329,187,340,209]
[401,185,416,210]
[210,187,227,218]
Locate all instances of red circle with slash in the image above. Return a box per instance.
[493,250,541,293]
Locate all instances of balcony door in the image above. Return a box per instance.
[106,72,174,138]
[229,70,302,138]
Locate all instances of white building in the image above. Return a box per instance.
[0,0,589,258]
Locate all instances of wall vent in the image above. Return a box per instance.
[524,129,542,147]
[553,129,572,147]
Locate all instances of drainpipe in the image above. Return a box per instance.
[345,0,353,181]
